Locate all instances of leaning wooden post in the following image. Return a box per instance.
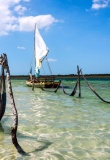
[3,54,26,155]
[0,66,6,121]
[77,65,81,98]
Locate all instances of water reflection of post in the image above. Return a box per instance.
[0,123,4,132]
[77,65,81,98]
[0,123,5,152]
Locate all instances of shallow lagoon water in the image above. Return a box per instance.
[0,79,110,159]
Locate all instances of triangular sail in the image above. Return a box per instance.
[34,24,48,77]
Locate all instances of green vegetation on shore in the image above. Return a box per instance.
[9,74,110,80]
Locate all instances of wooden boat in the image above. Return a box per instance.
[26,76,59,88]
[26,80,59,88]
[26,24,59,88]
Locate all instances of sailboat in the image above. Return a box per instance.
[26,24,59,88]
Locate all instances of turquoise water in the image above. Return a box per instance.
[0,79,110,160]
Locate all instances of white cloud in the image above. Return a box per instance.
[14,5,27,15]
[47,58,57,62]
[23,0,30,1]
[92,0,109,10]
[18,15,58,31]
[17,46,26,50]
[23,0,30,2]
[0,0,58,36]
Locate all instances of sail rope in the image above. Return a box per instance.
[81,71,110,104]
[42,63,46,75]
[46,56,53,76]
[0,54,26,155]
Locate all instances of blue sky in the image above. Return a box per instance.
[0,0,110,75]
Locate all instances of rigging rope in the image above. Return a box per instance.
[46,56,52,75]
[81,72,110,104]
[42,63,46,75]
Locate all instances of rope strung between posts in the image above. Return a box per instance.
[40,80,61,92]
[81,71,110,104]
[0,54,26,155]
[41,79,78,96]
[60,79,78,96]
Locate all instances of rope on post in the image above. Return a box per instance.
[81,71,110,104]
[61,79,78,96]
[77,65,81,98]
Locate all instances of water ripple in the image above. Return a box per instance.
[0,80,110,159]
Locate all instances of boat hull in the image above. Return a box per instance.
[26,80,59,88]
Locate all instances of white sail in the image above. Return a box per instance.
[34,24,48,77]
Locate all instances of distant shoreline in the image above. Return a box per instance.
[9,74,110,80]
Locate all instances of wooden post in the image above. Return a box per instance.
[4,54,26,155]
[77,65,81,98]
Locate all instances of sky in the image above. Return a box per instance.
[0,0,110,75]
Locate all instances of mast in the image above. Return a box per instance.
[34,24,36,77]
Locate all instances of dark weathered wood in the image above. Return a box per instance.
[81,72,110,103]
[3,54,26,155]
[0,54,29,155]
[0,67,6,121]
[11,126,26,155]
[77,65,81,98]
